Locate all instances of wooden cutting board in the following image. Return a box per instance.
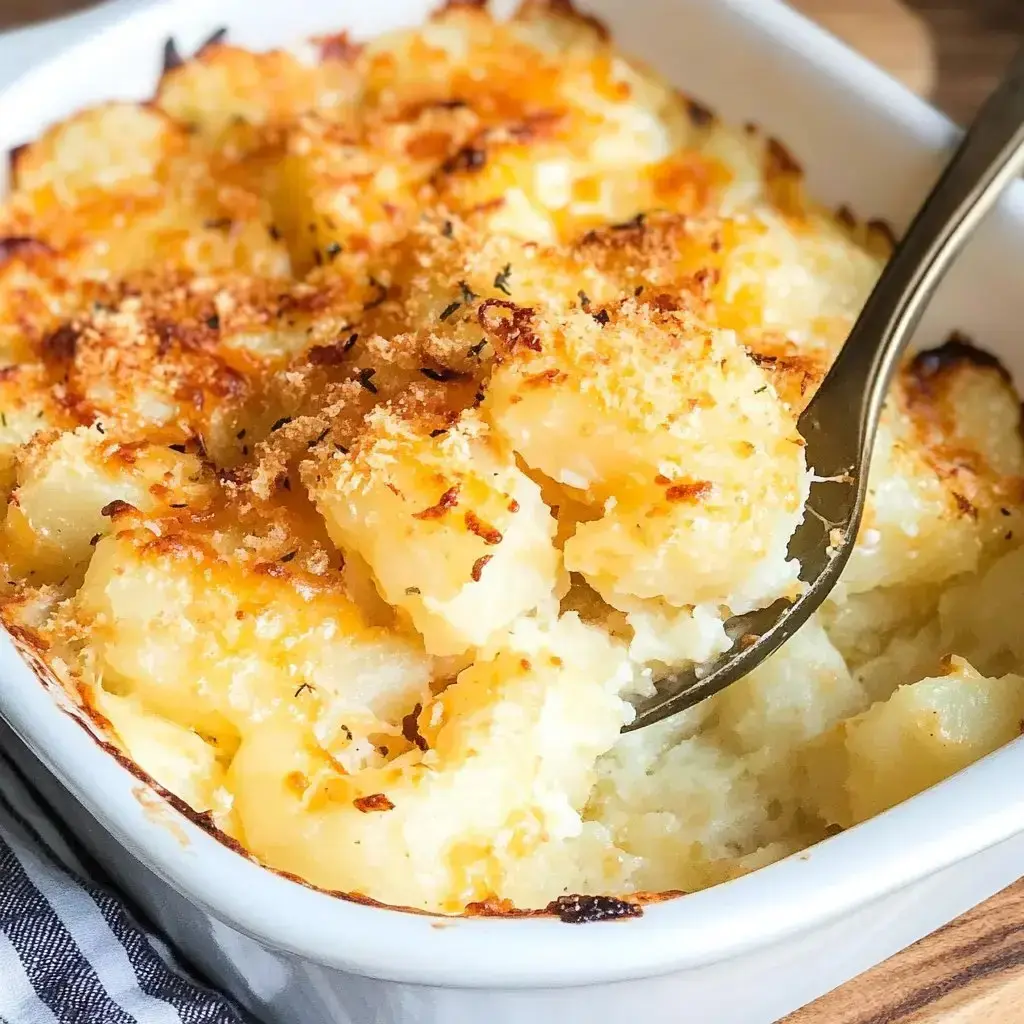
[785,880,1024,1022]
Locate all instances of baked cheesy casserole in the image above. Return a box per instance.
[3,0,1024,915]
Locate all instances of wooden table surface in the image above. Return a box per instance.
[2,0,1024,1021]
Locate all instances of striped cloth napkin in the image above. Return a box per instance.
[0,740,254,1024]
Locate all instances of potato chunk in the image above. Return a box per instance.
[0,364,72,498]
[306,404,562,656]
[1,429,211,580]
[714,208,881,345]
[276,107,477,273]
[486,302,808,616]
[70,524,434,749]
[938,545,1024,679]
[590,617,860,892]
[809,657,1024,827]
[155,43,358,145]
[228,614,631,911]
[8,102,288,278]
[715,617,867,760]
[841,346,1024,597]
[91,687,227,821]
[12,103,187,200]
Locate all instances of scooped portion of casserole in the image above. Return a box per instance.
[2,0,1024,914]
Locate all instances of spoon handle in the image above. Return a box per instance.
[798,43,1024,476]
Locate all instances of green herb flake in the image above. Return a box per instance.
[494,263,513,296]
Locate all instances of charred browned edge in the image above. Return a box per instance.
[465,890,685,920]
[196,27,229,58]
[766,136,802,179]
[314,31,364,63]
[835,204,857,231]
[7,141,28,184]
[621,82,902,245]
[5,621,51,657]
[867,218,898,249]
[41,323,79,363]
[0,236,55,268]
[478,299,540,354]
[833,206,899,257]
[549,894,642,923]
[899,330,1023,501]
[904,332,1017,449]
[162,38,185,74]
[6,627,685,922]
[764,137,806,219]
[763,136,900,244]
[436,0,488,11]
[906,331,1012,388]
[684,96,715,129]
[654,89,904,245]
[161,26,228,78]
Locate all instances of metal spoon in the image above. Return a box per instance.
[624,46,1024,733]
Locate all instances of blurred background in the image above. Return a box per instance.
[0,0,1022,123]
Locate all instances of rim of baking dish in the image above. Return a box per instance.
[2,0,1024,990]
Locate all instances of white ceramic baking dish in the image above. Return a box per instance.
[3,1,1024,1021]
